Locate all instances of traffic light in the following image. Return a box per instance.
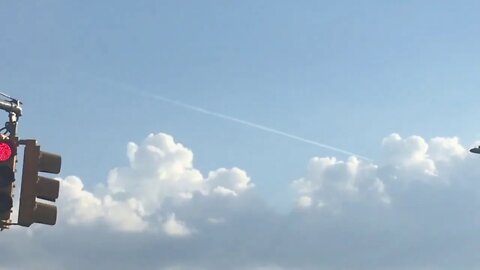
[0,136,17,224]
[18,139,61,227]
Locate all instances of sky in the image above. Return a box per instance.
[1,1,480,269]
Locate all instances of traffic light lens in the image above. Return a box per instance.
[0,142,12,162]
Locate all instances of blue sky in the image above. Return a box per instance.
[3,0,480,209]
[2,1,480,269]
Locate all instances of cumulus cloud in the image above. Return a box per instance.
[162,213,192,237]
[292,156,388,212]
[2,132,480,270]
[56,133,255,234]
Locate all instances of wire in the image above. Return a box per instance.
[0,91,22,105]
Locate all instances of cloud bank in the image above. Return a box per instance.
[1,133,480,270]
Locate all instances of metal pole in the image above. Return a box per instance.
[0,100,22,116]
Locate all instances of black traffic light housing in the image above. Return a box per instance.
[0,136,17,224]
[18,139,61,227]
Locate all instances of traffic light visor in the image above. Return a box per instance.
[0,142,12,162]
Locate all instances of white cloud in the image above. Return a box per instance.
[296,196,312,208]
[105,133,206,214]
[381,133,437,178]
[212,186,238,197]
[162,213,192,237]
[206,167,254,192]
[429,136,467,161]
[59,176,103,225]
[4,132,480,270]
[51,133,257,236]
[292,156,387,212]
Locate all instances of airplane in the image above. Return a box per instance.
[470,147,480,154]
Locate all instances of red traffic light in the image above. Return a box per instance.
[0,142,12,162]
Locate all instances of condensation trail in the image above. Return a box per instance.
[142,93,372,161]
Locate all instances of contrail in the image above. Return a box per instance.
[141,93,371,161]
